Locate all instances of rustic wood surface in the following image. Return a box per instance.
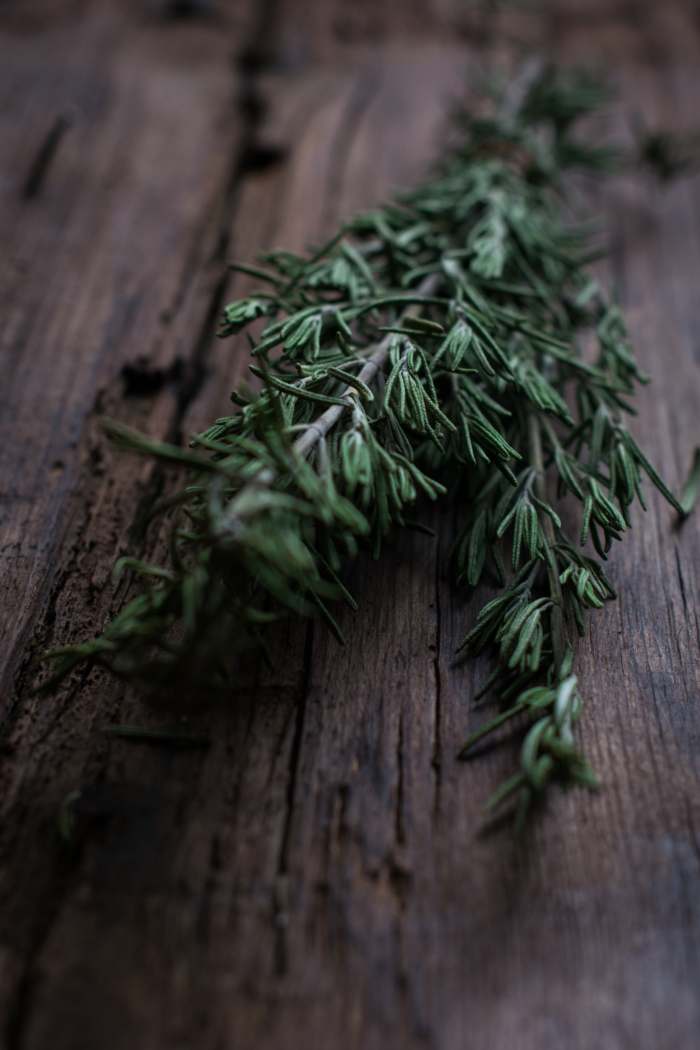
[2,2,700,1047]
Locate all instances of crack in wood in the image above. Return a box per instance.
[395,712,405,849]
[21,112,74,199]
[431,537,442,818]
[274,617,315,976]
[675,544,688,620]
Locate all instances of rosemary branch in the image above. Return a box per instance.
[38,62,686,830]
[294,274,441,458]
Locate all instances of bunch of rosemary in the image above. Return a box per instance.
[41,63,685,830]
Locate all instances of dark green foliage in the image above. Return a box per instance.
[39,64,682,825]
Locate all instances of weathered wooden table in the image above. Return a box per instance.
[2,1,700,1047]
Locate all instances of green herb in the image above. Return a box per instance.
[39,63,686,829]
[58,789,82,843]
[680,447,700,516]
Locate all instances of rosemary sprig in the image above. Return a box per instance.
[39,63,685,828]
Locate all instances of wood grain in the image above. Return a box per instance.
[2,3,700,1048]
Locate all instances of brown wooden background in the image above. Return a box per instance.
[2,1,700,1047]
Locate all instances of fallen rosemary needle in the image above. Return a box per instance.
[102,724,211,745]
[40,63,690,830]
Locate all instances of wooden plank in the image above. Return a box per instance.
[0,0,259,1040]
[2,3,700,1048]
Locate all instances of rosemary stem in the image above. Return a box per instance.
[294,272,441,457]
[527,407,568,676]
